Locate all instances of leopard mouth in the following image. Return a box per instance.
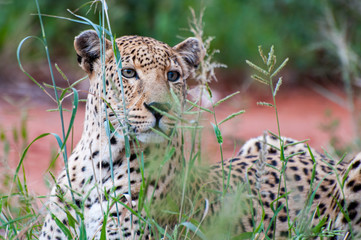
[135,122,174,143]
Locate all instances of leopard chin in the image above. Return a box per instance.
[136,131,167,143]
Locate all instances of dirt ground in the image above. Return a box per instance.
[0,85,354,197]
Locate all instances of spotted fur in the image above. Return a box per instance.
[40,30,361,239]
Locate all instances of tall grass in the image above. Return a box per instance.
[1,0,82,236]
[0,0,357,240]
[246,47,351,239]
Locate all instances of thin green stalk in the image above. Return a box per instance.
[179,86,206,222]
[33,2,81,231]
[209,96,226,195]
[247,46,290,238]
[269,60,291,240]
[98,1,125,232]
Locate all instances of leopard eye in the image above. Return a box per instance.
[167,71,180,82]
[121,68,137,78]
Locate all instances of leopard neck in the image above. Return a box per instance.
[78,83,183,191]
[81,84,106,140]
[72,83,126,171]
[142,133,183,200]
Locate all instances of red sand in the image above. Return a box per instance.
[0,86,353,196]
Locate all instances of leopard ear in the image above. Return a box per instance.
[74,30,112,74]
[173,37,205,70]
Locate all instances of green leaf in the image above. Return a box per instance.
[63,88,79,145]
[211,123,223,144]
[100,214,107,240]
[79,220,87,239]
[337,152,347,166]
[66,211,77,229]
[67,10,108,37]
[51,213,73,240]
[311,216,328,234]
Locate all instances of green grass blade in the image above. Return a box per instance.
[17,36,55,102]
[211,123,223,144]
[284,139,309,148]
[51,213,73,239]
[258,46,267,64]
[213,91,240,107]
[12,133,51,183]
[55,63,69,82]
[251,74,269,85]
[180,222,207,240]
[100,214,108,240]
[67,10,107,36]
[231,232,253,240]
[270,58,289,78]
[150,127,171,141]
[0,214,32,228]
[63,88,79,145]
[273,77,283,97]
[186,99,213,114]
[218,110,245,126]
[246,60,269,76]
[79,220,87,240]
[39,13,90,26]
[257,102,273,107]
[266,45,275,66]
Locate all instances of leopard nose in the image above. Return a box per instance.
[144,102,171,122]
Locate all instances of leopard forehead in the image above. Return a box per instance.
[115,36,180,73]
[74,30,204,82]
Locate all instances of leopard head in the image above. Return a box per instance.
[74,30,205,143]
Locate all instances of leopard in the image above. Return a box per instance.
[39,30,361,239]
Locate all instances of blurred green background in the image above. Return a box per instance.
[0,0,360,88]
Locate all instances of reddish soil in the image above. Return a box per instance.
[0,85,353,197]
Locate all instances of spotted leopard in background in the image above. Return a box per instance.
[40,30,361,239]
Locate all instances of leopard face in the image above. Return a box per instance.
[74,30,204,143]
